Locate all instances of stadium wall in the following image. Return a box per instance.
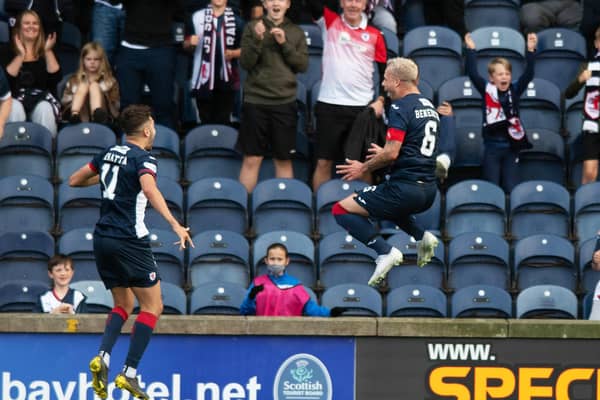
[1,315,599,399]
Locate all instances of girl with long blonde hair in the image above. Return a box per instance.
[61,42,120,125]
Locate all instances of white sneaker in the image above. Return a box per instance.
[368,247,403,286]
[435,154,451,180]
[417,231,439,267]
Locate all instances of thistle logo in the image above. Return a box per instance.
[273,353,332,400]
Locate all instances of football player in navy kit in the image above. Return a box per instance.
[69,104,193,400]
[334,57,440,287]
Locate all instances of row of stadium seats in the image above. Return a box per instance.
[4,174,600,242]
[1,228,599,296]
[0,278,590,319]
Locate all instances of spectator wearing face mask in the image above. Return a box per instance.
[239,242,345,316]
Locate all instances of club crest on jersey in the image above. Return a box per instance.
[361,32,370,42]
[149,272,156,281]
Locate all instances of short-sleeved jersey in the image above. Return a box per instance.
[386,93,439,183]
[89,142,157,239]
[317,7,387,106]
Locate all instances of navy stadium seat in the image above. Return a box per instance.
[151,124,181,181]
[519,78,562,132]
[470,27,525,80]
[517,129,565,184]
[189,281,246,315]
[451,285,513,318]
[183,124,242,182]
[188,230,250,288]
[251,178,313,236]
[321,283,382,316]
[186,177,248,235]
[0,175,54,234]
[58,228,100,281]
[578,237,600,295]
[57,182,101,234]
[464,0,520,31]
[144,177,183,231]
[445,180,506,238]
[148,229,186,286]
[0,280,48,312]
[315,179,369,236]
[574,182,600,242]
[386,285,447,317]
[448,232,511,290]
[318,232,377,288]
[0,231,54,284]
[513,234,576,291]
[516,285,577,319]
[0,122,53,179]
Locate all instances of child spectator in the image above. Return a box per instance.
[464,32,537,192]
[36,254,87,314]
[186,0,244,126]
[240,243,344,316]
[564,26,600,185]
[238,0,308,193]
[1,10,62,136]
[61,42,120,125]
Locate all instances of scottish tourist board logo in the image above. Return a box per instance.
[273,353,332,400]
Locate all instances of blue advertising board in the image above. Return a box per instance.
[0,334,354,400]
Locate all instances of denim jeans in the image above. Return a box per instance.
[116,45,176,128]
[91,2,125,65]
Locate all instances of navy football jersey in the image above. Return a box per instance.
[90,143,158,239]
[386,93,439,182]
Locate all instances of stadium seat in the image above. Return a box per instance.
[470,27,525,79]
[0,175,54,234]
[380,26,400,57]
[318,232,377,288]
[509,180,571,240]
[517,129,565,184]
[418,79,434,103]
[451,285,513,318]
[148,229,186,286]
[402,25,463,92]
[144,177,183,231]
[158,282,188,315]
[516,284,577,319]
[188,230,250,288]
[55,123,116,182]
[151,124,181,181]
[437,77,484,173]
[464,0,520,31]
[189,281,246,315]
[564,87,584,140]
[578,237,600,295]
[519,78,562,132]
[186,177,248,235]
[385,231,445,289]
[70,280,114,313]
[58,228,100,281]
[251,178,313,236]
[315,179,369,236]
[253,231,316,286]
[583,291,595,320]
[386,285,447,317]
[574,182,600,242]
[380,189,441,238]
[445,180,506,238]
[0,231,54,284]
[183,124,242,182]
[297,54,322,97]
[448,232,511,290]
[0,20,9,43]
[57,182,101,234]
[321,283,382,316]
[535,28,587,92]
[513,234,576,291]
[0,122,53,179]
[299,23,323,55]
[0,280,47,312]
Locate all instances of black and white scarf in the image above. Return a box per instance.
[191,6,239,98]
[485,83,526,140]
[583,53,600,134]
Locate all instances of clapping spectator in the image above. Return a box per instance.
[1,10,62,137]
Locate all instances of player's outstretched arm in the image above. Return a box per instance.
[69,164,100,187]
[140,174,194,250]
